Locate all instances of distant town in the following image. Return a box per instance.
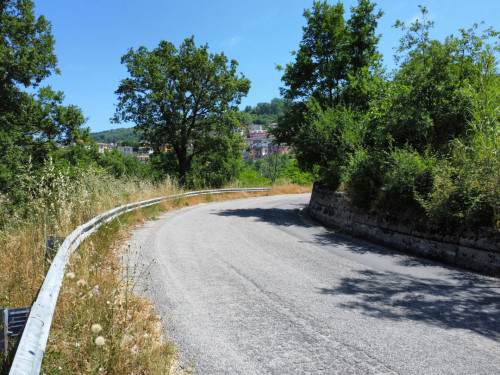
[92,122,291,163]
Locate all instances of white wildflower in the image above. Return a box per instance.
[76,279,86,287]
[95,336,105,346]
[91,324,102,334]
[65,272,75,279]
[92,285,100,296]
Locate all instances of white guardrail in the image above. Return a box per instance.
[9,188,270,374]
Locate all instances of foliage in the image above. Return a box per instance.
[114,36,250,184]
[419,49,500,228]
[378,148,436,213]
[240,98,292,125]
[371,9,491,153]
[256,154,291,183]
[276,0,382,190]
[241,154,312,187]
[187,134,244,188]
[277,2,500,230]
[274,98,362,189]
[342,148,386,209]
[0,0,87,206]
[280,159,314,186]
[280,0,348,105]
[90,127,142,144]
[97,148,151,179]
[280,0,383,108]
[235,169,271,187]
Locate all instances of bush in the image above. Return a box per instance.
[420,160,498,230]
[342,149,386,209]
[378,148,436,213]
[281,160,313,186]
[235,169,271,187]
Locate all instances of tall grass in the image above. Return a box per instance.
[0,163,183,373]
[0,162,178,308]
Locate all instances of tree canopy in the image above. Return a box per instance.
[280,0,382,108]
[114,36,251,184]
[0,0,86,203]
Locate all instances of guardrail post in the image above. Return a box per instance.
[0,308,31,374]
[44,236,65,264]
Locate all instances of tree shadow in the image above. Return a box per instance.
[215,205,312,228]
[319,269,500,341]
[215,205,473,270]
[216,205,500,340]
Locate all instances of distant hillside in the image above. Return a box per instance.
[240,98,291,126]
[90,127,142,143]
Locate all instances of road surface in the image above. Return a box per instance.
[128,194,500,374]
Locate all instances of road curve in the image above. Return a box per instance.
[128,194,500,374]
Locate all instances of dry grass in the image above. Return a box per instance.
[0,173,311,374]
[0,166,180,308]
[171,184,312,207]
[42,204,184,374]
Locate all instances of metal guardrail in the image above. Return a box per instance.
[9,187,270,374]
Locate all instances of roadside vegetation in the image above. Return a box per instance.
[275,1,500,231]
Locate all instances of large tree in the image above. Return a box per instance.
[274,0,382,188]
[280,0,382,108]
[280,0,347,106]
[114,37,251,184]
[0,0,86,202]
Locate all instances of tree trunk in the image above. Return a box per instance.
[178,149,188,185]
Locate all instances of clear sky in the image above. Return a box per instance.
[32,0,500,133]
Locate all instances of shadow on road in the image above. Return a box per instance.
[215,205,310,228]
[216,205,417,262]
[319,269,500,341]
[216,205,500,341]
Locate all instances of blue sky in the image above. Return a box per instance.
[32,0,500,133]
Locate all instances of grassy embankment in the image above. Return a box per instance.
[0,169,310,374]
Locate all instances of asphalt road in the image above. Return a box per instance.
[128,194,500,374]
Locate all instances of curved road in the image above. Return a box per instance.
[128,194,500,374]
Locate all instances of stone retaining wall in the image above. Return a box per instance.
[308,186,500,276]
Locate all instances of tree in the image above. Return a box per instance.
[0,0,86,203]
[280,1,347,106]
[275,0,382,188]
[280,0,382,108]
[369,7,497,153]
[343,0,384,109]
[114,37,251,184]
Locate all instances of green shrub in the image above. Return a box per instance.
[419,161,497,230]
[342,149,386,209]
[378,148,436,213]
[281,160,313,186]
[235,169,271,187]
